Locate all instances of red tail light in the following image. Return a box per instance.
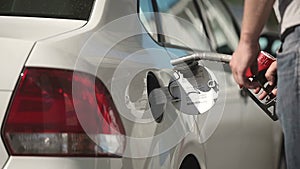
[2,68,125,157]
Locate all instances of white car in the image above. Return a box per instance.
[0,0,284,169]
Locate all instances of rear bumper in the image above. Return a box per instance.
[4,157,123,169]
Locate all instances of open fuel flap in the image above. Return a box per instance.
[148,61,220,115]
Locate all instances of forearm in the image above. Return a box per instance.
[241,0,275,44]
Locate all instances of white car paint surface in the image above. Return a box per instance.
[0,0,283,169]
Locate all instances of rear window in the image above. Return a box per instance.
[0,0,95,20]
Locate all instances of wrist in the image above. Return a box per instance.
[238,33,260,54]
[240,32,259,46]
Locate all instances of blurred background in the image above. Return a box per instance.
[225,0,280,33]
[225,0,281,55]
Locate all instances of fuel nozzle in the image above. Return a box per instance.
[245,51,277,101]
[243,51,278,120]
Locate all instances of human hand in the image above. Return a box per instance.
[253,61,277,100]
[230,40,260,89]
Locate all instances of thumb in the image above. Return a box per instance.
[265,61,277,86]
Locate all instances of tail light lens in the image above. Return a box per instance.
[2,68,125,157]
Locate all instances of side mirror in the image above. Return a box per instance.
[259,32,281,56]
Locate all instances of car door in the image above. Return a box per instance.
[200,0,282,168]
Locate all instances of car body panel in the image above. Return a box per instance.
[0,16,86,41]
[203,70,282,169]
[238,100,282,169]
[0,38,33,91]
[0,91,13,168]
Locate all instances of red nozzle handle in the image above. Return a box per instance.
[245,51,276,78]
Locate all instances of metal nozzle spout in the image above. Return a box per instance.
[170,52,232,66]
